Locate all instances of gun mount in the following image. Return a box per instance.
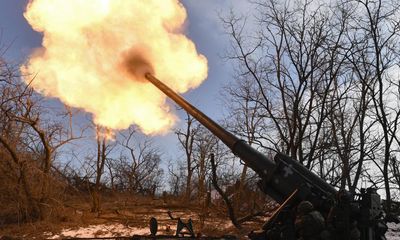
[145,73,388,240]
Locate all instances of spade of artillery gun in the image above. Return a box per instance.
[145,73,388,240]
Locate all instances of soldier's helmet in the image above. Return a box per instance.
[297,201,314,216]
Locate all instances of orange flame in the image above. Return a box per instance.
[21,0,208,134]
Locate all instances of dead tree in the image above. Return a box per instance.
[222,0,349,172]
[210,153,241,229]
[222,0,400,197]
[0,53,82,221]
[118,126,163,195]
[223,76,265,211]
[175,112,199,201]
[353,0,400,209]
[90,125,114,213]
[193,126,217,204]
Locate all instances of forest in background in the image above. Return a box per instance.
[0,0,400,234]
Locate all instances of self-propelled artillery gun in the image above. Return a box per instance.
[145,73,389,240]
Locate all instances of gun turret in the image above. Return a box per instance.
[145,73,336,209]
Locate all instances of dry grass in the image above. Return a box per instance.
[0,193,268,239]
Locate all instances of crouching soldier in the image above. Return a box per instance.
[295,201,329,240]
[249,205,296,240]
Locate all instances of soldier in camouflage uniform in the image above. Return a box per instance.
[266,206,296,240]
[327,190,360,240]
[295,201,327,240]
[249,205,296,240]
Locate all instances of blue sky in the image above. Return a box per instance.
[0,0,253,159]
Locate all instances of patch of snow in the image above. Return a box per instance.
[45,223,149,239]
[44,220,400,239]
[386,222,400,240]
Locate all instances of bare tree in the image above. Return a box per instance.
[223,76,266,211]
[105,155,117,191]
[351,0,400,208]
[222,0,400,201]
[0,53,82,221]
[90,125,115,213]
[117,126,164,195]
[193,125,217,204]
[210,153,241,229]
[167,159,186,196]
[222,0,352,186]
[175,112,199,200]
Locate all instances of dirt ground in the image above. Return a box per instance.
[0,194,267,239]
[3,194,398,240]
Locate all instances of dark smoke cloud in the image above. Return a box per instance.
[122,48,155,81]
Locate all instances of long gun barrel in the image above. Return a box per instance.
[145,73,336,209]
[145,73,274,175]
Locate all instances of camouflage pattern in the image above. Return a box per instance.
[295,201,326,240]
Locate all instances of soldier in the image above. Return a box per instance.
[327,190,360,240]
[249,205,296,240]
[266,206,296,240]
[295,201,327,240]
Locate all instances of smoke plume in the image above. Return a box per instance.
[22,0,208,134]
